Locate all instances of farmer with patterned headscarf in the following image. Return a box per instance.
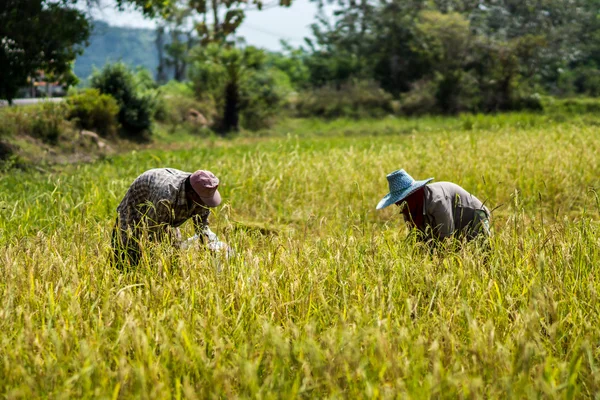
[376,169,491,243]
[112,168,224,267]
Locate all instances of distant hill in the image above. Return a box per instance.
[74,21,158,82]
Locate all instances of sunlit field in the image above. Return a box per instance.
[2,114,600,398]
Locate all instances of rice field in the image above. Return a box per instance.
[2,114,600,398]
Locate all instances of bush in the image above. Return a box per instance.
[154,81,216,133]
[398,79,439,115]
[189,44,289,132]
[133,67,164,120]
[510,93,543,112]
[542,97,600,114]
[0,102,66,144]
[66,89,119,137]
[294,80,393,119]
[557,66,600,97]
[90,63,153,137]
[240,68,291,130]
[398,74,541,115]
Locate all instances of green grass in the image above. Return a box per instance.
[2,114,600,398]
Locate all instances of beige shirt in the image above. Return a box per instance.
[422,182,490,240]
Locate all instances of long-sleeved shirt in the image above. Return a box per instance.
[420,182,490,240]
[116,168,210,237]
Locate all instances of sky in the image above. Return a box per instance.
[89,0,324,51]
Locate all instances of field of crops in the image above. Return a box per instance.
[2,114,600,398]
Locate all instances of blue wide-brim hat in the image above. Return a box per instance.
[376,169,433,210]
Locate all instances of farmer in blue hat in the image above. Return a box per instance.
[376,169,491,243]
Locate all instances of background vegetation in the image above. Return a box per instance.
[3,1,600,397]
[7,0,600,130]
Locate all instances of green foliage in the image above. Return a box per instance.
[133,67,164,120]
[155,81,216,133]
[115,0,171,17]
[543,96,600,114]
[90,62,154,137]
[296,0,600,114]
[240,68,292,130]
[266,45,311,90]
[0,0,90,102]
[66,89,120,137]
[189,44,288,132]
[3,114,600,396]
[397,79,439,116]
[294,80,393,119]
[557,66,600,97]
[0,102,67,143]
[413,11,471,114]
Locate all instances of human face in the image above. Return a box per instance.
[395,188,425,227]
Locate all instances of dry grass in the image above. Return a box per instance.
[1,114,600,398]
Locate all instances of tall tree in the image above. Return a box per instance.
[155,25,169,83]
[155,0,293,132]
[0,0,90,103]
[163,4,196,81]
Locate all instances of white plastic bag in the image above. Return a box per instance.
[181,230,235,258]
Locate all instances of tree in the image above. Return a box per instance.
[163,4,197,81]
[300,0,597,111]
[0,0,90,103]
[413,11,473,113]
[115,0,172,17]
[302,0,428,94]
[148,0,293,85]
[189,44,286,132]
[155,25,169,83]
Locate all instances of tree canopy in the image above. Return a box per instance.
[0,0,90,102]
[296,0,600,113]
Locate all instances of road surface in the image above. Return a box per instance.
[0,98,64,107]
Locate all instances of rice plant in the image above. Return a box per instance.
[1,115,600,398]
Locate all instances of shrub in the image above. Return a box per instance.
[398,74,541,115]
[90,63,153,137]
[189,44,289,132]
[542,97,600,114]
[510,93,543,112]
[398,79,439,116]
[240,68,291,130]
[154,81,216,132]
[294,80,393,119]
[133,67,164,120]
[557,66,600,97]
[66,89,119,137]
[0,102,66,144]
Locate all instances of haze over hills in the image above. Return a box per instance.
[74,21,158,82]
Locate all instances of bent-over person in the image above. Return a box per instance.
[112,168,222,267]
[376,169,491,244]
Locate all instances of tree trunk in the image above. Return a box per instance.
[156,25,168,84]
[223,80,239,133]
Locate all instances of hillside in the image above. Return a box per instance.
[74,21,158,81]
